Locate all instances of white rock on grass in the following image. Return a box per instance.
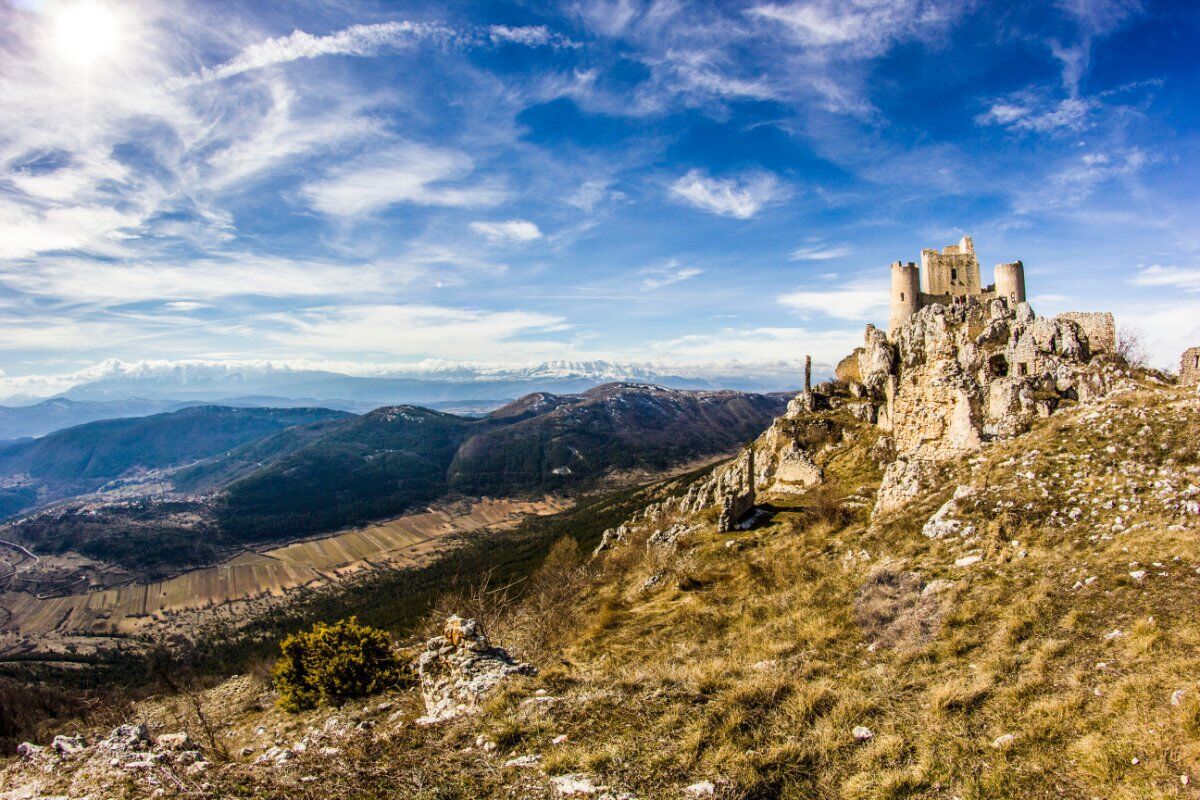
[953,555,983,568]
[852,726,874,741]
[991,733,1016,749]
[685,780,716,796]
[504,754,542,768]
[551,773,608,796]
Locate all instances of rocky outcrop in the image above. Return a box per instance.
[859,299,1120,515]
[416,616,535,725]
[716,449,755,532]
[8,722,209,797]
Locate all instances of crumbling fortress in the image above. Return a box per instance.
[889,235,1027,335]
[597,235,1123,548]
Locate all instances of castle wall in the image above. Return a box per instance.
[1058,312,1115,355]
[1181,347,1200,386]
[920,236,982,298]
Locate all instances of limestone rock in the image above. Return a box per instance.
[416,616,535,724]
[867,299,1116,515]
[50,734,86,756]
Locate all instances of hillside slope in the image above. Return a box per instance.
[5,301,1197,799]
[0,406,350,518]
[211,385,787,542]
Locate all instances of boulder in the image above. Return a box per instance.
[416,616,535,724]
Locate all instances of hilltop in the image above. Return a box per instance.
[3,297,1196,799]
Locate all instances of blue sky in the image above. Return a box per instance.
[0,0,1197,397]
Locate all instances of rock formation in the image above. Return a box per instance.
[854,298,1119,514]
[416,616,535,725]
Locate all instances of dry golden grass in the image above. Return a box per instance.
[17,380,1200,800]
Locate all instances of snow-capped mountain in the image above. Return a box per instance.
[47,359,805,407]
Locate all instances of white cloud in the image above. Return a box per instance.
[749,0,959,56]
[790,245,850,261]
[669,169,786,219]
[778,280,889,321]
[469,219,543,243]
[643,325,863,369]
[1130,265,1200,293]
[1015,148,1151,213]
[180,21,577,86]
[976,97,1094,133]
[265,304,570,360]
[487,25,579,49]
[180,22,453,86]
[299,144,507,216]
[567,179,623,213]
[641,260,702,289]
[0,255,423,303]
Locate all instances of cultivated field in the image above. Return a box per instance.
[0,496,568,655]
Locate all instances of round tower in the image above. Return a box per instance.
[889,261,920,336]
[994,261,1026,307]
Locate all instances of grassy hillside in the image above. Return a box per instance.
[27,377,1193,800]
[213,386,786,544]
[0,406,350,516]
[217,406,476,541]
[448,384,785,494]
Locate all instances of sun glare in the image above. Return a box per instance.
[51,0,124,67]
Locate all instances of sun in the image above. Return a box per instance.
[50,0,124,67]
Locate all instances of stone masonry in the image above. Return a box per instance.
[1182,347,1200,386]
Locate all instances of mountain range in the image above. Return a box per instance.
[0,360,804,441]
[0,384,788,575]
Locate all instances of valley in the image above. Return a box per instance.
[0,495,570,657]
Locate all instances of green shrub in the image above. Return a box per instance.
[272,617,405,712]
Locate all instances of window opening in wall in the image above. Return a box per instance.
[1018,362,1029,376]
[951,268,958,281]
[900,292,905,301]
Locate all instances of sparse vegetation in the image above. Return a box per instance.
[272,617,406,712]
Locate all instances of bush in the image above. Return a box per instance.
[272,617,405,712]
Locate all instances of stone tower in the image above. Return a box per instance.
[889,260,920,336]
[994,261,1027,306]
[920,235,982,297]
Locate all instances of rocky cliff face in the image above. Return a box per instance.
[862,300,1122,514]
[595,298,1126,547]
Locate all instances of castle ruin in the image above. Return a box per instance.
[1181,347,1200,386]
[889,235,1027,335]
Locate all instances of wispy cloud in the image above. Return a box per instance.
[641,260,703,289]
[299,144,507,216]
[266,304,570,360]
[179,21,576,86]
[669,169,786,219]
[469,219,543,243]
[778,280,889,321]
[1130,265,1200,293]
[0,255,423,303]
[790,244,850,261]
[748,0,960,56]
[976,96,1095,133]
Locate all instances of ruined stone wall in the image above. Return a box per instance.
[1181,347,1200,386]
[920,236,982,298]
[1058,312,1116,355]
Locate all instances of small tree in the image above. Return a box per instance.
[272,617,404,712]
[1116,324,1149,369]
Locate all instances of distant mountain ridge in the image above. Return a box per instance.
[45,359,802,404]
[1,384,789,575]
[0,406,351,518]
